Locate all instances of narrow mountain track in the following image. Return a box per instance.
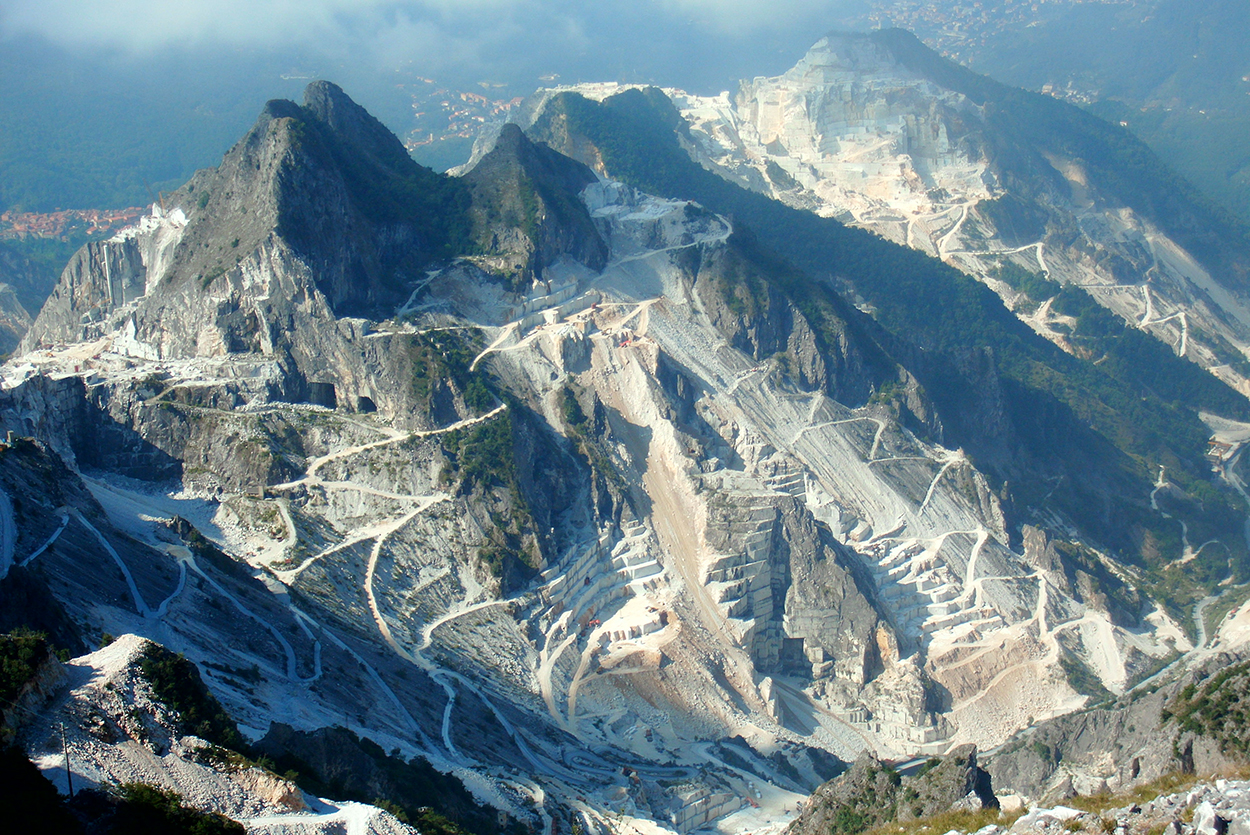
[470,322,520,371]
[151,555,187,618]
[288,605,324,681]
[1194,594,1218,649]
[917,455,961,517]
[538,631,579,728]
[937,202,970,259]
[790,415,886,460]
[19,509,69,567]
[240,393,537,764]
[183,549,306,681]
[959,528,989,605]
[363,509,428,662]
[272,404,507,493]
[74,509,152,618]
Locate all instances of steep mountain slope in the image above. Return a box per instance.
[668,29,1250,399]
[788,647,1250,835]
[521,76,1250,621]
[4,631,417,834]
[21,81,471,381]
[0,78,1234,835]
[463,123,608,289]
[553,31,1250,400]
[872,0,1250,227]
[788,745,997,835]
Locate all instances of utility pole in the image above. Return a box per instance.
[60,722,74,798]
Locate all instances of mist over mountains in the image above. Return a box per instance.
[0,0,867,212]
[5,0,1246,225]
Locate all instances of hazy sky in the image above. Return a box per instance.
[0,0,869,90]
[0,0,875,209]
[1,0,861,46]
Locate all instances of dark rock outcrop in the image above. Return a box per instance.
[253,723,507,835]
[463,123,608,289]
[788,746,997,835]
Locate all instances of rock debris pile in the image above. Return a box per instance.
[966,780,1250,835]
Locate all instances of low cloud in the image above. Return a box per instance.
[0,0,869,94]
[661,0,859,34]
[0,0,524,50]
[1,0,861,52]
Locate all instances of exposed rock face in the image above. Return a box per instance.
[21,82,470,421]
[690,239,863,401]
[10,633,424,834]
[1022,525,1065,576]
[694,34,994,219]
[16,635,313,819]
[671,31,1250,399]
[29,231,158,348]
[17,83,607,431]
[0,80,1208,835]
[879,777,1250,835]
[986,651,1250,803]
[22,205,187,355]
[0,649,65,733]
[1014,780,1250,835]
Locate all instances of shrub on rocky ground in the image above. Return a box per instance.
[136,641,244,751]
[0,628,50,706]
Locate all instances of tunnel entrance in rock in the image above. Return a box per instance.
[308,381,337,409]
[781,636,808,673]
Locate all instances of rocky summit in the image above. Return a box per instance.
[5,29,1250,835]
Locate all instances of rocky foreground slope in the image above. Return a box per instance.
[3,66,1250,835]
[788,644,1250,835]
[794,776,1250,835]
[3,631,416,834]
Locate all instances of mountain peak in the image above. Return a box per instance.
[491,121,527,152]
[462,121,607,288]
[302,79,353,113]
[300,80,419,175]
[260,97,304,122]
[22,80,474,359]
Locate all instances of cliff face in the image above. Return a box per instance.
[0,80,1215,835]
[673,31,1250,400]
[986,650,1250,803]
